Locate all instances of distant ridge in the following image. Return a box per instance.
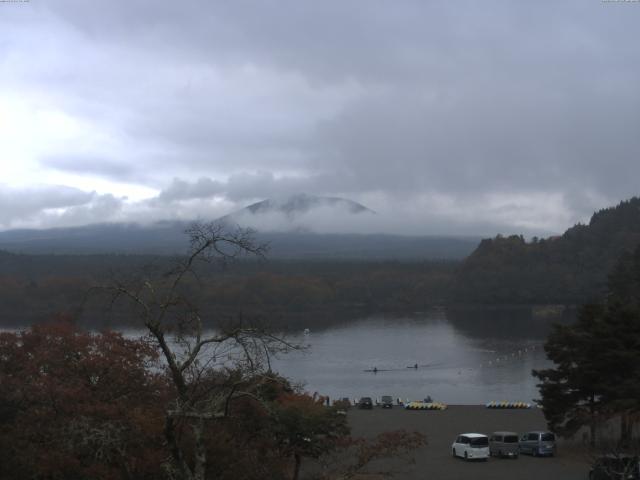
[0,192,479,259]
[454,197,640,304]
[0,222,188,255]
[0,224,479,260]
[218,193,375,230]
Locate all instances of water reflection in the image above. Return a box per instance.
[445,306,574,340]
[271,308,567,405]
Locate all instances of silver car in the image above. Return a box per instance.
[519,431,556,457]
[489,431,519,458]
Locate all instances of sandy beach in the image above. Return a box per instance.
[346,405,589,480]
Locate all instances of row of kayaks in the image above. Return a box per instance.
[404,401,448,410]
[486,401,532,409]
[376,401,533,410]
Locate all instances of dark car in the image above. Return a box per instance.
[380,395,393,408]
[358,397,373,409]
[589,455,640,480]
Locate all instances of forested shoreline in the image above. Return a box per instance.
[2,197,640,329]
[453,198,640,304]
[0,253,457,328]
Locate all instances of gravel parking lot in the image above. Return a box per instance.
[347,405,589,480]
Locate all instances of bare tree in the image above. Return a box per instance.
[105,221,297,480]
[588,443,640,480]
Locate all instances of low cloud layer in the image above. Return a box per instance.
[1,1,639,235]
[0,185,123,229]
[0,182,571,237]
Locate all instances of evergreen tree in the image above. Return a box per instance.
[534,244,640,446]
[533,304,608,445]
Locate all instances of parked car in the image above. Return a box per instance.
[358,397,373,409]
[519,431,556,457]
[489,431,519,458]
[380,395,394,408]
[452,433,490,461]
[589,455,640,480]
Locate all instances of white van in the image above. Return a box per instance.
[452,433,490,461]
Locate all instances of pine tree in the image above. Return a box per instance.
[534,244,640,446]
[533,304,608,445]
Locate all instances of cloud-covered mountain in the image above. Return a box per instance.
[243,194,374,216]
[219,194,375,232]
[0,194,480,259]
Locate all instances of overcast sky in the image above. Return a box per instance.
[1,0,639,235]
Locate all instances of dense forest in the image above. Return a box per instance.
[0,252,456,329]
[452,197,640,304]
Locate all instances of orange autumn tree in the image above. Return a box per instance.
[271,392,350,480]
[0,319,167,480]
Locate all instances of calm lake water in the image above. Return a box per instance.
[269,308,559,405]
[13,306,562,406]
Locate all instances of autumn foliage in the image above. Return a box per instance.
[0,223,428,479]
[0,320,425,479]
[0,319,167,479]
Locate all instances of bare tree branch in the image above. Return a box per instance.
[93,220,293,480]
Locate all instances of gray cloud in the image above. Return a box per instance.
[156,172,356,204]
[1,1,639,234]
[0,185,90,225]
[157,177,220,203]
[42,155,135,179]
[0,185,108,228]
[51,193,124,227]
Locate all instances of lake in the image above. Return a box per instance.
[269,307,561,405]
[12,306,564,406]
